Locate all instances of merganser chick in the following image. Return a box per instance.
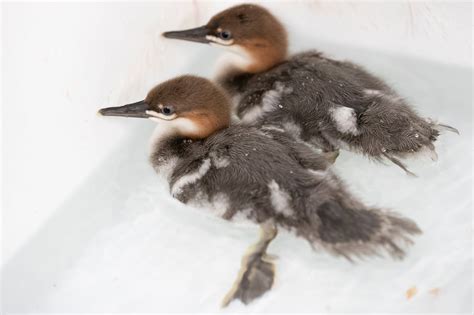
[163,4,458,175]
[98,75,421,306]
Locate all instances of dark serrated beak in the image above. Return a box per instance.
[98,100,149,118]
[162,25,211,44]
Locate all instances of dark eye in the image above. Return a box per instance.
[162,106,174,116]
[219,30,232,40]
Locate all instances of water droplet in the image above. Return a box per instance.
[252,147,257,151]
[290,170,294,174]
[339,83,344,87]
[278,104,283,108]
[244,153,249,157]
[414,133,419,138]
[381,148,387,153]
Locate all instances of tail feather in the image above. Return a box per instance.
[382,153,417,177]
[435,123,460,135]
[299,200,422,261]
[426,118,459,135]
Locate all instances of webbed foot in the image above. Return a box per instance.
[222,220,278,307]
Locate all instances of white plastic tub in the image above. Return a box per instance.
[2,2,472,313]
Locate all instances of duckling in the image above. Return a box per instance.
[163,4,458,175]
[98,75,421,306]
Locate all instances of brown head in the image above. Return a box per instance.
[163,4,288,73]
[98,75,231,139]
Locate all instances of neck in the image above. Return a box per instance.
[148,114,230,153]
[148,123,182,156]
[212,43,287,81]
[148,124,187,183]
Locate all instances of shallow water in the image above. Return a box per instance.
[3,43,472,313]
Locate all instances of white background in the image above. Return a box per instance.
[2,1,472,313]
